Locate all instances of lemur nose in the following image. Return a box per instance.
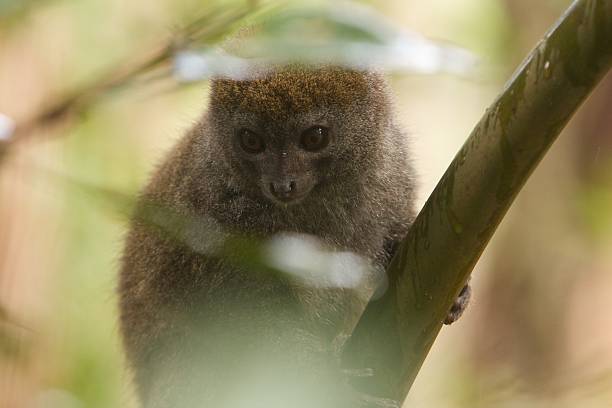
[270,180,297,199]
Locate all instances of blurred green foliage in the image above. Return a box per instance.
[579,181,612,243]
[0,0,55,24]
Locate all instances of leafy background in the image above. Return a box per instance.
[0,0,611,407]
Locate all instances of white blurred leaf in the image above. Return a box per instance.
[173,2,480,82]
[0,113,16,141]
[265,233,381,292]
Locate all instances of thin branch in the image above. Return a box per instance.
[5,2,263,147]
[342,0,612,403]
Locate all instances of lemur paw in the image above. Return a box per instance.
[444,283,471,325]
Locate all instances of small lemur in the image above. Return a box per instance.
[119,64,470,407]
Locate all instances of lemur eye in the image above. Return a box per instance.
[300,126,330,152]
[238,129,265,154]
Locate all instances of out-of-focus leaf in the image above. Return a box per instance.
[578,181,612,241]
[56,174,383,298]
[173,2,480,82]
[0,304,31,360]
[0,113,16,141]
[0,0,35,17]
[0,0,56,26]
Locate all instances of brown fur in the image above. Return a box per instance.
[119,65,417,407]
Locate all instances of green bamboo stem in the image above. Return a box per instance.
[342,0,612,403]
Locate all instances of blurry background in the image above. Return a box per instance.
[1,0,611,407]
